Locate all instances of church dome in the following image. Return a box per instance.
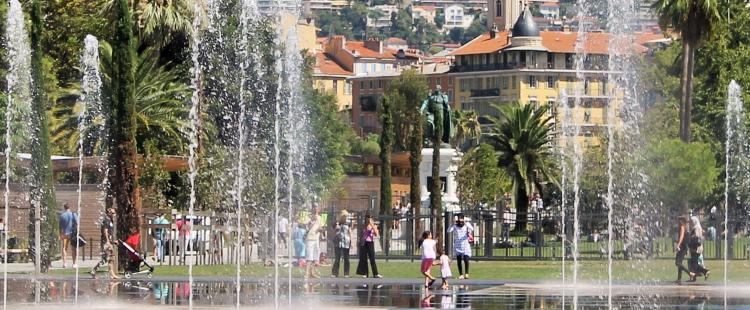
[511,6,539,37]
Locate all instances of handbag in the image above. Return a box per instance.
[75,234,87,247]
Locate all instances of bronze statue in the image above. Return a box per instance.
[420,86,453,146]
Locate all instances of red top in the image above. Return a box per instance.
[125,232,140,251]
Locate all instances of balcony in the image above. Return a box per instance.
[470,88,500,98]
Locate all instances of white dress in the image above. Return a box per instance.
[440,255,452,278]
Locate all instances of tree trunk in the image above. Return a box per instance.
[678,40,694,143]
[111,0,140,261]
[430,104,443,241]
[27,0,58,273]
[379,97,394,255]
[513,181,529,232]
[409,122,422,244]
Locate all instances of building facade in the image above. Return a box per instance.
[452,7,662,145]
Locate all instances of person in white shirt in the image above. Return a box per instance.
[447,213,473,279]
[436,248,452,289]
[419,231,437,288]
[278,216,289,249]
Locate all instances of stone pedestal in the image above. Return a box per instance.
[419,148,462,213]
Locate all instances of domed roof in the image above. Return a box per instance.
[512,6,540,37]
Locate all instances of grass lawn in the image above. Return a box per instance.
[46,259,750,282]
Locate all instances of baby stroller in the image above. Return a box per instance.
[120,232,154,279]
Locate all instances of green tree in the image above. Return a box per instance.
[51,42,191,155]
[456,143,510,208]
[652,0,721,142]
[28,0,58,273]
[452,109,481,151]
[41,0,110,83]
[387,70,429,233]
[378,95,394,254]
[486,102,556,231]
[461,13,487,43]
[304,87,352,200]
[643,139,719,212]
[110,0,140,248]
[435,12,445,29]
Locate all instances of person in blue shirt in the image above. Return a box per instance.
[152,212,170,262]
[58,203,77,268]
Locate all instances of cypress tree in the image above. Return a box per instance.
[378,95,394,254]
[28,0,58,273]
[110,0,140,249]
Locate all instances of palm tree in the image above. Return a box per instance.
[452,109,481,151]
[103,0,194,48]
[652,0,721,142]
[486,102,557,232]
[51,41,191,155]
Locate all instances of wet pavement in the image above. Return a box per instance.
[2,278,750,309]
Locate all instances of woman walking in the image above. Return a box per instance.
[447,213,473,279]
[356,214,382,278]
[673,215,694,285]
[687,216,710,281]
[332,212,352,277]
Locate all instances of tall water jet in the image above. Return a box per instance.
[607,0,642,304]
[724,80,748,307]
[558,90,569,308]
[187,0,210,308]
[572,0,592,298]
[4,0,33,307]
[234,0,258,307]
[74,34,103,303]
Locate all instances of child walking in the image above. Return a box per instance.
[437,248,452,289]
[419,231,437,288]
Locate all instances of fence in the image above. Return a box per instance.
[340,208,750,261]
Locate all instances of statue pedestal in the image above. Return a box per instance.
[419,148,462,213]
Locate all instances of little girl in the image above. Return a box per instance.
[436,248,452,289]
[419,231,437,288]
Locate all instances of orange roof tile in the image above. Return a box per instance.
[453,31,661,56]
[346,41,396,59]
[315,52,352,76]
[450,31,511,56]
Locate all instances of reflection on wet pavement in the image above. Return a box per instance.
[2,279,750,309]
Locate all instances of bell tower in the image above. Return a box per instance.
[488,0,527,31]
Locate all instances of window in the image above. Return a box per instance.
[378,80,384,89]
[360,81,365,90]
[460,79,468,92]
[502,77,509,89]
[547,76,555,88]
[528,75,537,88]
[333,80,338,92]
[436,78,441,86]
[547,53,554,68]
[449,78,453,86]
[345,81,352,95]
[529,100,539,109]
[360,95,379,112]
[530,52,537,67]
[547,100,557,117]
[369,80,374,89]
[496,0,502,16]
[371,63,377,72]
[511,76,516,89]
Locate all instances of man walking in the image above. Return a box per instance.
[59,203,77,268]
